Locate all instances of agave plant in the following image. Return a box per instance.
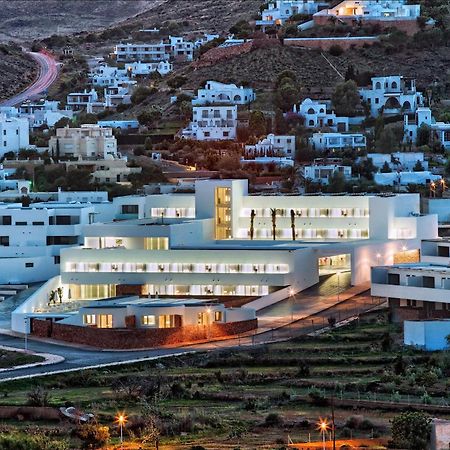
[271,208,277,241]
[250,209,256,240]
[290,209,296,241]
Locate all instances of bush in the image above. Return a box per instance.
[264,413,283,427]
[329,45,344,56]
[77,424,110,449]
[27,386,51,407]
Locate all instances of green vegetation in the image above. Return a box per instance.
[1,314,449,448]
[0,349,44,369]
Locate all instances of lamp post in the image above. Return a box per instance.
[115,413,127,449]
[317,418,330,450]
[289,288,295,323]
[24,316,28,352]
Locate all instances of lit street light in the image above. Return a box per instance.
[316,417,330,450]
[115,412,127,449]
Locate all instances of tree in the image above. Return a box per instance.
[275,78,300,112]
[375,125,403,153]
[328,171,346,192]
[179,101,192,121]
[331,80,361,116]
[250,209,256,240]
[249,111,267,137]
[77,424,110,450]
[390,411,431,450]
[290,209,296,241]
[413,160,425,172]
[167,75,187,90]
[380,161,392,173]
[417,123,431,147]
[274,108,288,134]
[271,208,277,240]
[137,107,162,128]
[131,85,156,105]
[27,386,51,406]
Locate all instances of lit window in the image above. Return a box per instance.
[214,311,223,322]
[141,315,156,326]
[83,314,96,325]
[98,314,113,328]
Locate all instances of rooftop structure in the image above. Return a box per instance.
[192,81,255,106]
[310,132,366,151]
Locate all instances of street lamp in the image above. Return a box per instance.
[115,413,127,449]
[24,316,28,352]
[316,417,330,450]
[289,288,295,322]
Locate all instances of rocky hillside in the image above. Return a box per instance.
[0,44,37,101]
[0,0,158,42]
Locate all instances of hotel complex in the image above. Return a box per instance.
[12,179,437,337]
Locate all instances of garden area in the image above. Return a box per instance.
[0,310,448,448]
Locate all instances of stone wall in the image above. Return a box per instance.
[284,37,379,51]
[313,16,419,35]
[389,298,450,323]
[31,318,257,349]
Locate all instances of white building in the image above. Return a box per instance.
[359,76,424,118]
[310,132,366,151]
[194,33,220,48]
[366,152,427,171]
[0,115,30,156]
[97,120,139,130]
[372,239,450,323]
[66,89,100,112]
[114,36,194,63]
[181,105,237,141]
[314,1,421,25]
[192,81,255,106]
[294,98,350,132]
[302,164,352,184]
[0,201,100,284]
[245,134,296,158]
[404,320,450,351]
[49,125,118,159]
[0,167,30,194]
[257,1,328,29]
[374,171,441,187]
[10,178,439,334]
[404,107,450,150]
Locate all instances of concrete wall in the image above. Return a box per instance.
[284,36,379,50]
[404,320,450,351]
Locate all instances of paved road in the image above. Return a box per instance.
[0,277,383,381]
[0,51,58,107]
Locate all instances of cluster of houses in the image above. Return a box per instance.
[257,0,423,33]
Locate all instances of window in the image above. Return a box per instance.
[223,131,229,137]
[25,262,34,268]
[98,314,113,328]
[16,221,27,226]
[214,311,223,322]
[0,236,9,246]
[159,314,179,328]
[83,314,96,325]
[121,204,139,214]
[32,221,45,226]
[204,131,210,137]
[0,216,11,225]
[141,315,156,326]
[54,256,60,264]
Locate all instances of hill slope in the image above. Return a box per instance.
[0,45,37,101]
[0,0,159,42]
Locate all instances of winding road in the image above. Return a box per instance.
[0,50,58,107]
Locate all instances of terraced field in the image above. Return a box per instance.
[1,310,449,448]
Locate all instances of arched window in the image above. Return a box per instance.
[402,101,411,110]
[309,120,315,126]
[375,82,381,89]
[307,108,315,114]
[233,95,242,102]
[391,81,398,90]
[319,108,325,113]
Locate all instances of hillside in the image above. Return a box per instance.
[0,45,37,101]
[0,0,158,42]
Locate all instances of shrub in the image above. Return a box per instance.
[264,413,283,427]
[27,386,51,407]
[77,424,110,449]
[329,45,344,56]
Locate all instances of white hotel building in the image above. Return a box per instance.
[12,179,438,333]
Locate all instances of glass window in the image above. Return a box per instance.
[214,311,223,322]
[83,314,96,325]
[98,314,113,328]
[141,315,156,326]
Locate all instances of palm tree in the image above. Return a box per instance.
[271,208,277,241]
[290,209,296,241]
[250,209,256,240]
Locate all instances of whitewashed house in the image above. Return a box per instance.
[66,89,100,112]
[245,134,296,158]
[192,81,255,106]
[181,106,237,141]
[404,107,450,150]
[310,132,366,151]
[0,115,30,156]
[366,152,427,171]
[302,163,352,184]
[257,1,328,29]
[374,171,441,187]
[294,98,350,131]
[359,76,424,117]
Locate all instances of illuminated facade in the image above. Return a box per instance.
[12,179,438,333]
